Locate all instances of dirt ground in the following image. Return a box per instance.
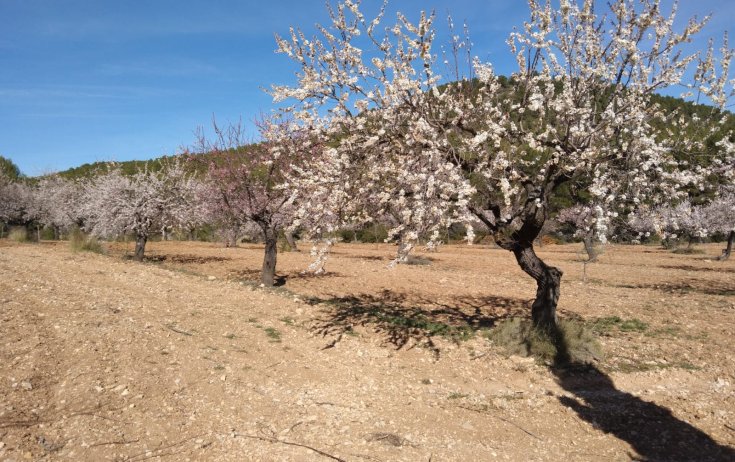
[1,238,733,461]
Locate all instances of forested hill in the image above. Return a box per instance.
[53,145,264,180]
[56,157,171,179]
[54,152,212,179]
[50,84,733,181]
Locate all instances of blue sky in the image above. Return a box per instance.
[1,0,732,176]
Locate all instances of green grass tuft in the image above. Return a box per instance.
[263,327,281,342]
[374,311,474,342]
[589,316,648,334]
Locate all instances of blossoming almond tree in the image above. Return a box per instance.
[29,175,86,239]
[707,141,735,260]
[0,172,32,236]
[702,191,735,260]
[654,200,709,249]
[626,207,660,243]
[192,118,311,286]
[272,0,733,328]
[82,160,199,261]
[556,204,612,262]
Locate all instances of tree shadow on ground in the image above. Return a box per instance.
[658,264,735,274]
[552,337,734,461]
[148,254,232,264]
[341,254,387,261]
[306,290,529,355]
[610,278,735,296]
[226,269,343,286]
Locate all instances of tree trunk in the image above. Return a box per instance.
[387,240,415,268]
[261,226,278,286]
[512,243,563,329]
[583,235,599,262]
[476,192,562,329]
[304,238,334,274]
[225,232,237,248]
[134,234,147,261]
[719,231,734,261]
[284,229,298,252]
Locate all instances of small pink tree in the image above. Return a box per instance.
[193,118,312,286]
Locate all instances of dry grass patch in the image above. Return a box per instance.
[487,317,602,365]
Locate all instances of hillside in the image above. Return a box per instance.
[49,86,734,181]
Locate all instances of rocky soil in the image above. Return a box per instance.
[1,239,733,461]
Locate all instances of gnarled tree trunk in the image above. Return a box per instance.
[387,239,415,268]
[260,225,278,286]
[304,237,335,275]
[512,243,563,328]
[284,229,298,252]
[223,226,239,247]
[134,234,147,261]
[719,231,734,261]
[483,193,563,330]
[583,235,599,262]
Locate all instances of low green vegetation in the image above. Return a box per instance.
[589,316,648,334]
[487,318,602,365]
[672,247,706,255]
[375,311,474,342]
[263,327,281,342]
[403,255,433,266]
[69,227,106,254]
[279,317,295,326]
[8,226,29,243]
[613,360,700,374]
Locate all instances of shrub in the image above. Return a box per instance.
[589,316,648,333]
[487,318,602,365]
[356,224,389,243]
[8,226,29,243]
[40,226,56,240]
[672,247,705,255]
[69,227,106,254]
[404,255,432,265]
